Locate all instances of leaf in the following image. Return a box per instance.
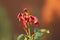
[24,37,27,40]
[40,29,47,33]
[34,28,40,33]
[28,36,33,40]
[34,28,50,40]
[34,32,44,40]
[17,34,24,40]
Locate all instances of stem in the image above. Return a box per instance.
[23,28,28,35]
[28,26,30,36]
[27,22,31,37]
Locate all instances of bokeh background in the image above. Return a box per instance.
[0,0,60,40]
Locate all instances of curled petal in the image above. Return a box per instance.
[31,16,39,27]
[31,16,34,21]
[35,22,39,27]
[17,13,25,21]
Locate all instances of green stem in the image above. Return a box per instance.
[28,25,30,36]
[27,22,31,37]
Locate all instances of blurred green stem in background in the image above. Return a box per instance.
[0,3,12,40]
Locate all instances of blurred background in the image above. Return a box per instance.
[0,0,60,40]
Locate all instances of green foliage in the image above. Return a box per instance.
[34,28,43,40]
[17,34,24,40]
[17,28,49,40]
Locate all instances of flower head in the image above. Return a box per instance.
[17,9,39,28]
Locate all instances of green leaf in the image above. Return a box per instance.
[34,28,50,40]
[24,37,27,40]
[17,34,24,40]
[34,31,44,40]
[40,29,47,33]
[34,28,40,33]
